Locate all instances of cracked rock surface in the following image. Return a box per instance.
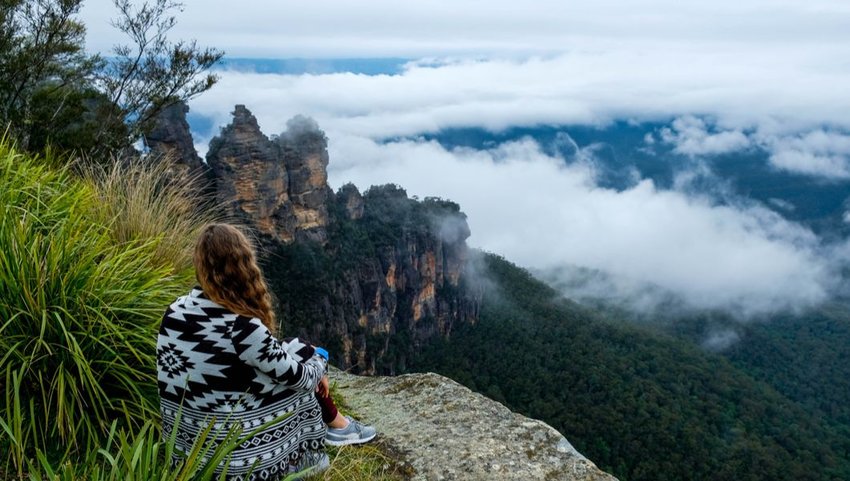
[331,369,619,481]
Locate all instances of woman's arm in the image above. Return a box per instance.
[230,316,327,392]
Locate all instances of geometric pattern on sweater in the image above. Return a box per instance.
[157,288,328,480]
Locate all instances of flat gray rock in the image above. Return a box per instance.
[331,369,619,481]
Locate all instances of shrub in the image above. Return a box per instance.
[84,156,214,273]
[0,140,212,474]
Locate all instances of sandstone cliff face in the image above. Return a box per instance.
[333,368,619,481]
[266,184,480,375]
[145,101,209,181]
[155,105,481,374]
[205,106,331,243]
[338,183,365,220]
[145,101,203,168]
[276,116,332,243]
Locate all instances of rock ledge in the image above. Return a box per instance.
[332,369,618,481]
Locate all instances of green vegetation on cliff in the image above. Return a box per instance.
[725,307,850,432]
[262,183,472,374]
[596,299,850,468]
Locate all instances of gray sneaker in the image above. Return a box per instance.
[325,416,377,446]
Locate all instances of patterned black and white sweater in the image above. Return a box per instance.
[157,288,327,480]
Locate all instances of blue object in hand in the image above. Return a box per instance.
[315,346,329,360]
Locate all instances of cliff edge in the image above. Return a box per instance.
[332,369,618,481]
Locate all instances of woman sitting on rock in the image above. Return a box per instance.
[157,223,374,480]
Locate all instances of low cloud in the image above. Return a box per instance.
[189,42,850,144]
[763,131,850,179]
[768,198,796,212]
[435,213,470,245]
[702,329,742,351]
[656,120,850,179]
[188,46,850,184]
[769,150,850,178]
[535,264,686,314]
[324,135,834,314]
[658,116,751,156]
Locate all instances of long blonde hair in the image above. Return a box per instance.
[193,223,277,333]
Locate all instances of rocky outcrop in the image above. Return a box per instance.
[152,104,479,374]
[338,183,365,220]
[145,101,207,178]
[266,185,480,375]
[276,116,332,243]
[205,106,331,243]
[333,368,618,481]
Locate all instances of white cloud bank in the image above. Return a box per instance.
[655,118,850,178]
[178,44,850,314]
[765,131,850,179]
[324,135,834,313]
[188,43,850,180]
[191,45,850,143]
[658,117,752,157]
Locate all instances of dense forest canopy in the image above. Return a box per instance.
[409,253,850,481]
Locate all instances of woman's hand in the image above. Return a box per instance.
[316,375,330,398]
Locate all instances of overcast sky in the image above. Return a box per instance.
[82,0,850,57]
[81,1,850,315]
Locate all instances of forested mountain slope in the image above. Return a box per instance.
[723,308,850,438]
[409,253,850,481]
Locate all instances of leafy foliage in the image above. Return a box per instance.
[604,300,850,462]
[98,0,223,144]
[0,0,99,149]
[721,306,850,445]
[0,0,222,157]
[0,139,205,474]
[410,253,850,481]
[13,416,305,481]
[25,86,127,154]
[357,184,465,249]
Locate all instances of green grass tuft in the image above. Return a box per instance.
[322,442,412,481]
[83,156,215,273]
[0,140,214,475]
